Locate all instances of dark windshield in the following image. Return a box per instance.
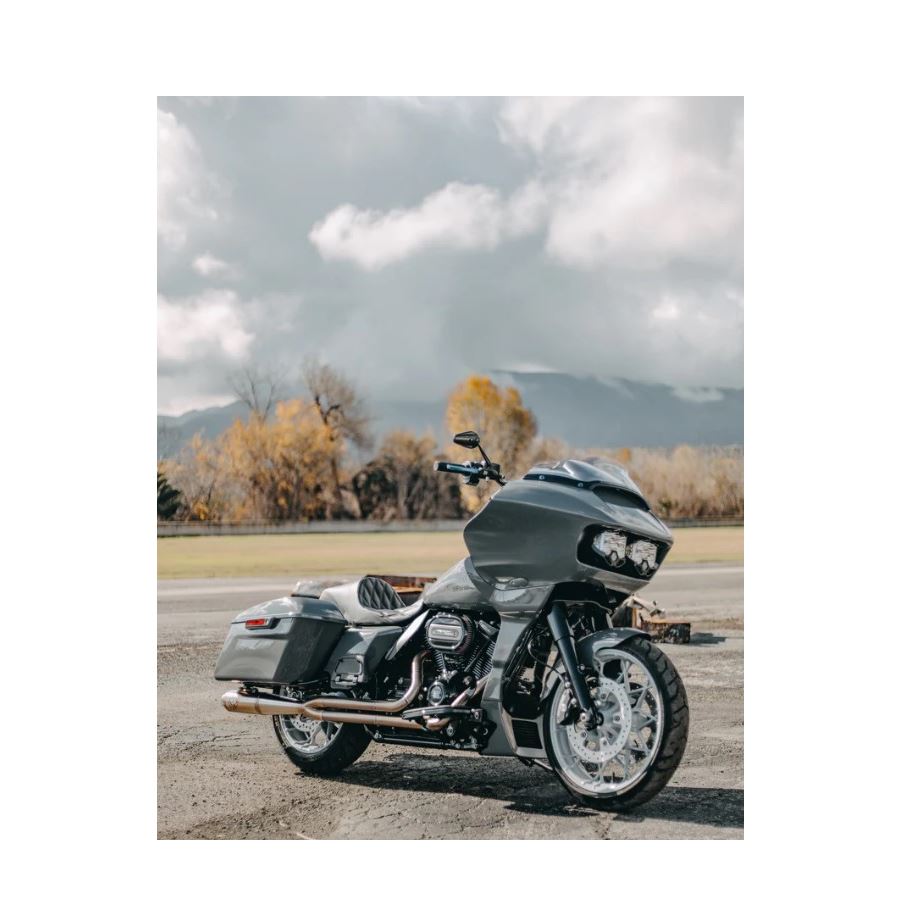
[523,458,648,508]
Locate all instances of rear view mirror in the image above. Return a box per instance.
[453,430,480,449]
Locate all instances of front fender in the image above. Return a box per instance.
[575,627,645,668]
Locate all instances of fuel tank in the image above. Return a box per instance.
[463,459,672,594]
[420,557,493,610]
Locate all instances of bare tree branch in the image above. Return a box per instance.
[301,359,373,451]
[301,358,373,518]
[228,365,285,420]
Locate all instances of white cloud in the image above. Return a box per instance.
[157,291,253,363]
[644,283,743,385]
[157,392,237,417]
[308,180,545,270]
[500,97,743,270]
[652,297,681,321]
[192,252,236,279]
[308,98,742,274]
[157,108,219,249]
[157,98,742,413]
[496,96,585,155]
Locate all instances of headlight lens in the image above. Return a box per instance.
[592,530,627,567]
[627,539,658,575]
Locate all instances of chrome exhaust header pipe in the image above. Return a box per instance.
[221,651,429,731]
[304,651,428,713]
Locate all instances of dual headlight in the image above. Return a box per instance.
[591,530,659,576]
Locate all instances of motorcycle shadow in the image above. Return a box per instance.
[327,753,744,827]
[690,632,729,645]
[333,753,593,818]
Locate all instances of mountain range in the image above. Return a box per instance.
[157,371,743,457]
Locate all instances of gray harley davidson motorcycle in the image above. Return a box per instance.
[216,431,688,810]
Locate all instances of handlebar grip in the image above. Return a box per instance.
[434,461,475,475]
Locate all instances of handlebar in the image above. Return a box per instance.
[434,461,481,476]
[434,460,506,485]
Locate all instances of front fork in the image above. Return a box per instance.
[546,601,597,729]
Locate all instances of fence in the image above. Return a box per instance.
[157,515,742,537]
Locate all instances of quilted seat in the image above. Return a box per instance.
[358,576,408,611]
[319,576,424,626]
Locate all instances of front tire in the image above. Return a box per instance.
[543,636,688,812]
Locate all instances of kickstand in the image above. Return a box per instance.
[518,757,553,773]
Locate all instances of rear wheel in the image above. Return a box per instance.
[543,637,688,811]
[272,692,371,775]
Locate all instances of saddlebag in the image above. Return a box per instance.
[214,595,345,685]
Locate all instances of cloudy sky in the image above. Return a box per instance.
[157,97,743,416]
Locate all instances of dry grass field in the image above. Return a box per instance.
[157,526,742,579]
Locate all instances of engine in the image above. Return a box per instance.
[424,612,497,703]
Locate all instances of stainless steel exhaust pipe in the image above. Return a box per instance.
[221,651,430,731]
[304,651,428,713]
[221,691,426,730]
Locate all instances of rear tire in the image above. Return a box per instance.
[273,716,371,776]
[543,636,688,812]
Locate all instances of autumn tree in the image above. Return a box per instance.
[168,434,230,521]
[217,399,334,520]
[352,430,464,520]
[302,359,372,517]
[587,444,744,518]
[445,375,538,511]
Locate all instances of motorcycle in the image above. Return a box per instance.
[216,430,689,810]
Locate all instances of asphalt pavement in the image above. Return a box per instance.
[157,563,743,839]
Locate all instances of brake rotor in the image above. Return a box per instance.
[565,677,632,764]
[290,715,320,736]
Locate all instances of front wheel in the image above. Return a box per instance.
[543,636,688,811]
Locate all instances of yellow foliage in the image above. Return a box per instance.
[218,399,336,520]
[445,375,538,511]
[165,375,742,523]
[169,399,340,522]
[522,439,742,519]
[623,445,743,518]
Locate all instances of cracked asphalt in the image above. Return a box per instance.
[158,564,743,839]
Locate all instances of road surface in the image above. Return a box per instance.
[158,564,743,839]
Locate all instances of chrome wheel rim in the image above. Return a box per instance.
[549,647,664,795]
[275,689,342,756]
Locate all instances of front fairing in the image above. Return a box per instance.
[463,459,671,593]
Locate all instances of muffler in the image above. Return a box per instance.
[221,651,429,731]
